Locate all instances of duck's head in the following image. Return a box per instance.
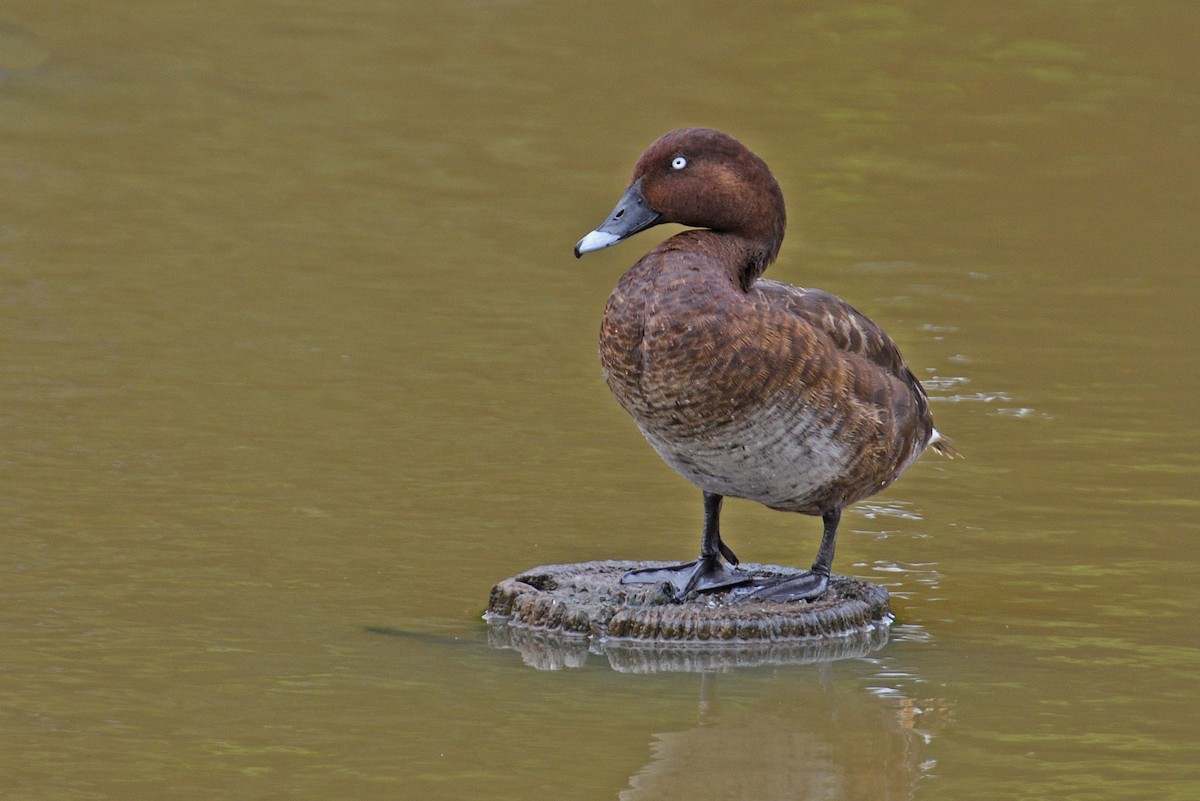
[574,128,786,272]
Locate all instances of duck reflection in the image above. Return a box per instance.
[620,667,945,801]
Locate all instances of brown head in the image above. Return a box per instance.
[575,128,787,283]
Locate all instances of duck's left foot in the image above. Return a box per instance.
[620,555,751,600]
[726,570,829,604]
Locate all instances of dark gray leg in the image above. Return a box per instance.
[620,492,752,599]
[728,507,841,603]
[811,507,841,578]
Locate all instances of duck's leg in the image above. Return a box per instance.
[621,492,752,599]
[728,507,841,603]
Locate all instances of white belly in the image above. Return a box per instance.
[638,401,853,511]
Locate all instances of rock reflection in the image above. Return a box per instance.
[485,618,890,673]
[619,668,945,801]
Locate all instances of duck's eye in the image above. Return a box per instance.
[671,156,688,170]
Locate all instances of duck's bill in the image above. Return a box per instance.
[574,177,661,258]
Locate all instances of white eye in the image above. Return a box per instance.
[671,156,687,170]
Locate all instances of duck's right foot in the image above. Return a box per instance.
[620,555,751,600]
[726,569,829,604]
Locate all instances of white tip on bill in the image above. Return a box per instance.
[574,229,621,256]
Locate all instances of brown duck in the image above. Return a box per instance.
[574,127,956,603]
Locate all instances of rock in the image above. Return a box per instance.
[484,560,891,672]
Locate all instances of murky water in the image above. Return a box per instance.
[3,2,1197,799]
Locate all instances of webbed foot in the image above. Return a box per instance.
[726,570,829,604]
[621,555,752,600]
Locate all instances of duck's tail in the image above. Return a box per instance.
[929,429,961,459]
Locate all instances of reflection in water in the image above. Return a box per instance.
[853,499,924,522]
[486,618,891,673]
[620,668,947,801]
[924,375,1038,417]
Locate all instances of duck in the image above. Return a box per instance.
[574,127,956,603]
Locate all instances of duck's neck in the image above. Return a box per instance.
[668,230,782,294]
[727,232,782,292]
[726,180,786,291]
[712,202,785,291]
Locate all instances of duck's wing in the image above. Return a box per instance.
[750,278,957,458]
[752,279,909,375]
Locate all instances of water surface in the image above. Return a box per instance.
[2,2,1197,799]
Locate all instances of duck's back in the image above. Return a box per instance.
[600,238,934,515]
